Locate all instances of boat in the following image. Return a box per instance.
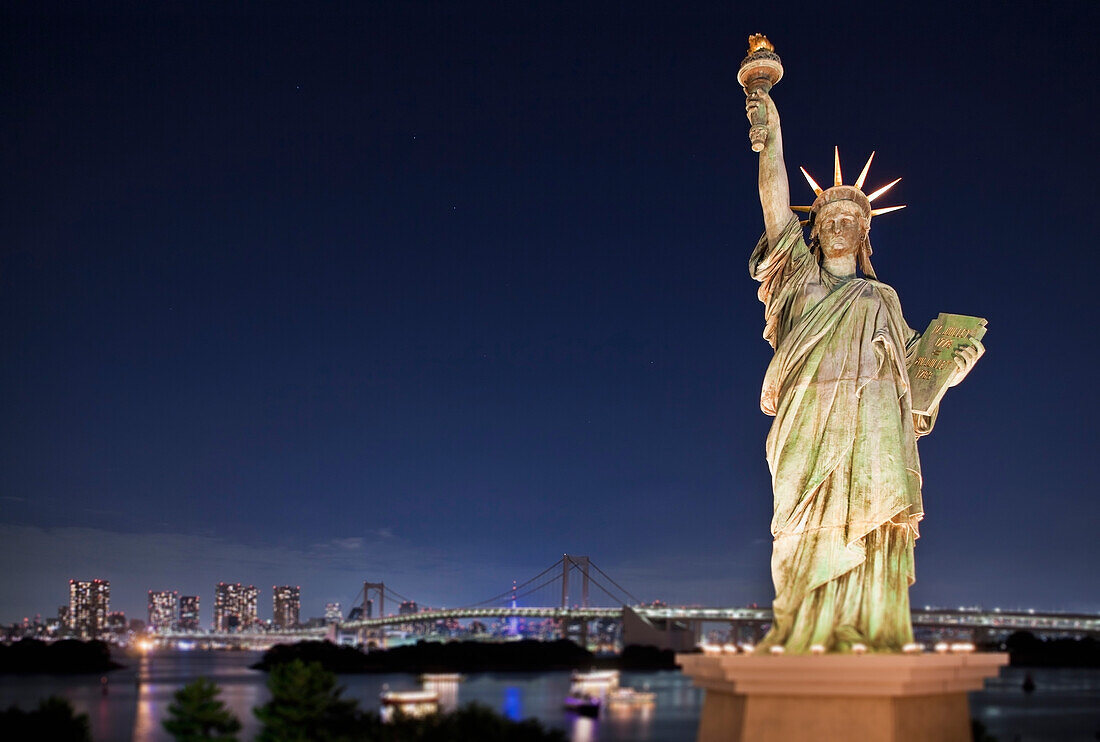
[419,673,462,713]
[607,686,656,709]
[569,669,620,695]
[564,669,619,718]
[380,689,439,721]
[563,693,601,718]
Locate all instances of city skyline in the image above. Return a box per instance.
[2,3,1099,624]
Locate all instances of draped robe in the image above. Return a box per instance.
[749,217,929,652]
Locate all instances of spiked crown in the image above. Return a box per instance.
[792,148,905,222]
[791,148,905,279]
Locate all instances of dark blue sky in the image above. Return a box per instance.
[2,1,1098,625]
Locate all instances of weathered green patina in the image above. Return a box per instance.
[743,77,983,653]
[750,217,926,652]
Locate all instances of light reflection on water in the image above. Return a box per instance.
[503,685,522,721]
[0,651,1097,742]
[570,716,597,742]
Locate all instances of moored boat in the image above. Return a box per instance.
[380,689,439,721]
[607,686,656,708]
[563,693,601,718]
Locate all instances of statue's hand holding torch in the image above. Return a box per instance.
[737,34,784,153]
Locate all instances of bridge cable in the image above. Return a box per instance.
[589,561,641,605]
[456,559,565,609]
[512,573,566,604]
[580,574,629,606]
[345,585,365,619]
[383,585,414,604]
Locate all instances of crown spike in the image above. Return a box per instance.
[799,167,823,196]
[870,205,906,216]
[854,151,875,190]
[867,178,901,202]
[791,206,813,213]
[833,146,843,187]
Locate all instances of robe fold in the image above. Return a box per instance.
[749,217,924,652]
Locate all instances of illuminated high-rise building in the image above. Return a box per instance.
[324,602,342,624]
[240,585,258,628]
[272,586,300,629]
[69,579,110,638]
[147,591,179,632]
[179,596,200,631]
[214,583,236,631]
[214,583,260,632]
[398,600,419,632]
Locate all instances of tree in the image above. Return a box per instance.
[0,696,92,741]
[162,677,242,741]
[254,659,360,742]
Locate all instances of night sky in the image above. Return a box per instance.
[2,1,1098,625]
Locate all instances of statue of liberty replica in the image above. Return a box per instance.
[741,35,985,654]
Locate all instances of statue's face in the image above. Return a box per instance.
[815,201,867,260]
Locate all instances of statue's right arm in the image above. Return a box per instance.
[747,90,795,249]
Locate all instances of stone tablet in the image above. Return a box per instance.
[908,313,988,416]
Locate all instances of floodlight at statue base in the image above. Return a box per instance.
[677,651,1007,742]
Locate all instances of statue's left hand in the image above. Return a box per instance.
[948,338,985,387]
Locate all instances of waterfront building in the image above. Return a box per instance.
[106,612,128,636]
[147,590,179,632]
[398,600,421,633]
[241,585,258,628]
[179,596,200,630]
[272,586,300,629]
[69,579,110,638]
[214,583,259,632]
[324,601,342,624]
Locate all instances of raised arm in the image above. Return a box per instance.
[746,89,795,249]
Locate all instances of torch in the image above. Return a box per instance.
[737,34,784,153]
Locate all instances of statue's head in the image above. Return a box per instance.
[798,150,906,280]
[809,192,872,272]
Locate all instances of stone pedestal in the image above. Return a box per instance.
[677,651,1007,742]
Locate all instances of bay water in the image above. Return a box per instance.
[1,650,1098,741]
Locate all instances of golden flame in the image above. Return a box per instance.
[747,34,774,54]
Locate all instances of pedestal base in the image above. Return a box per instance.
[677,652,1007,742]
